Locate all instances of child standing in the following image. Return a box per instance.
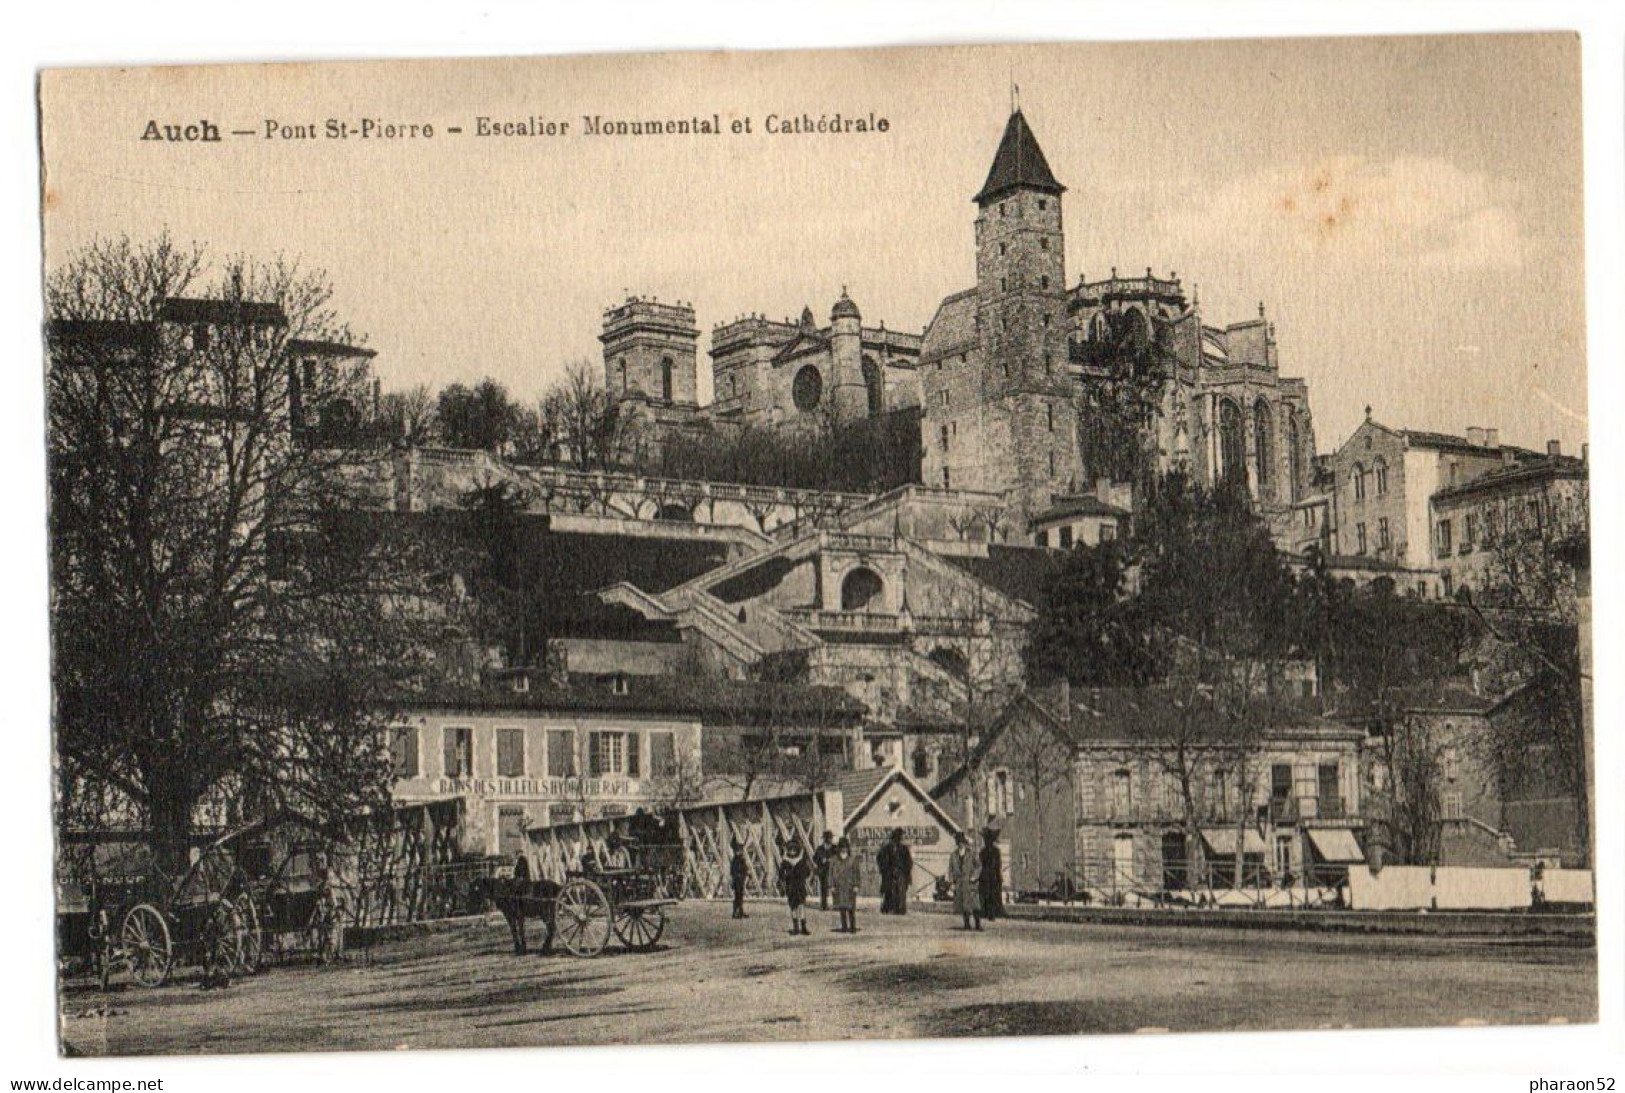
[829,836,860,933]
[778,839,812,935]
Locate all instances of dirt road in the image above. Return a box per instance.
[60,900,1596,1056]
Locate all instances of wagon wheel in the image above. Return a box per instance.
[612,904,665,952]
[119,904,172,988]
[554,878,612,957]
[203,899,247,976]
[235,896,263,974]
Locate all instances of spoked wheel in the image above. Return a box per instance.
[119,904,173,988]
[554,879,612,957]
[235,897,263,974]
[612,904,666,952]
[203,899,248,976]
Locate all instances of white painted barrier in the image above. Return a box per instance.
[1539,869,1594,904]
[1434,867,1531,910]
[1348,866,1438,910]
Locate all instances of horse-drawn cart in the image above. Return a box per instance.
[481,840,682,958]
[56,832,257,989]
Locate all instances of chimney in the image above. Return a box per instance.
[1466,427,1486,447]
[1484,428,1499,449]
[1547,439,1562,457]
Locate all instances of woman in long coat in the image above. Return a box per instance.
[829,837,860,933]
[950,832,983,931]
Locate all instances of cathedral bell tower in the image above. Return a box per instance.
[973,108,1081,521]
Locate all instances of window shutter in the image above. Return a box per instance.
[626,733,640,778]
[443,729,459,778]
[588,732,604,777]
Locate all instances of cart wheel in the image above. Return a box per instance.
[204,899,247,975]
[612,905,665,952]
[236,897,263,974]
[554,879,611,957]
[120,904,172,988]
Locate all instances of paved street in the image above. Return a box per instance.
[60,900,1595,1056]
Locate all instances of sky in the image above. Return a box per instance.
[39,33,1587,455]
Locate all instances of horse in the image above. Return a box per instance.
[470,874,560,955]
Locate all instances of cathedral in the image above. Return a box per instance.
[603,105,1320,540]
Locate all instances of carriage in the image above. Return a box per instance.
[57,831,259,990]
[484,839,683,958]
[231,815,345,967]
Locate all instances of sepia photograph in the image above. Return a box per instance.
[34,29,1597,1062]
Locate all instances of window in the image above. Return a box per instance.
[1048,451,1056,475]
[940,424,950,451]
[589,731,639,777]
[1037,199,1047,211]
[1046,404,1055,432]
[1443,742,1460,781]
[1375,458,1389,495]
[1058,526,1073,549]
[1437,519,1453,556]
[191,323,211,352]
[1100,523,1117,542]
[1377,518,1391,550]
[999,242,1007,256]
[496,728,525,778]
[649,731,677,778]
[547,729,577,778]
[1442,792,1464,821]
[1270,764,1292,802]
[943,467,951,489]
[1209,768,1231,821]
[1036,529,1048,547]
[1356,523,1367,555]
[1040,237,1049,250]
[1110,769,1132,817]
[1352,463,1367,501]
[390,726,419,779]
[1317,763,1339,809]
[1442,571,1454,598]
[1462,513,1477,552]
[912,748,933,781]
[1040,275,1050,290]
[442,727,473,779]
[661,357,674,402]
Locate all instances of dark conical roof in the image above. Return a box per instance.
[974,109,1065,206]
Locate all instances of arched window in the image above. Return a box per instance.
[1218,399,1246,485]
[1374,456,1389,496]
[927,646,970,680]
[839,567,884,612]
[1286,412,1303,502]
[1352,462,1367,501]
[661,357,674,402]
[793,365,823,412]
[1253,398,1274,488]
[861,355,883,417]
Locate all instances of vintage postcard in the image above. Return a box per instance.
[40,35,1594,1057]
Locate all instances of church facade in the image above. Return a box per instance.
[603,105,1322,540]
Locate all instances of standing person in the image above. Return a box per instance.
[829,836,860,933]
[778,838,812,935]
[876,832,898,914]
[884,828,923,909]
[729,838,749,919]
[978,828,1004,921]
[950,832,983,931]
[813,830,836,911]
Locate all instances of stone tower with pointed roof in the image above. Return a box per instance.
[920,108,1082,524]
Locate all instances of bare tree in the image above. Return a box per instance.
[48,234,438,871]
[538,359,638,471]
[378,383,438,447]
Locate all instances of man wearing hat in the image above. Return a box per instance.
[829,836,860,933]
